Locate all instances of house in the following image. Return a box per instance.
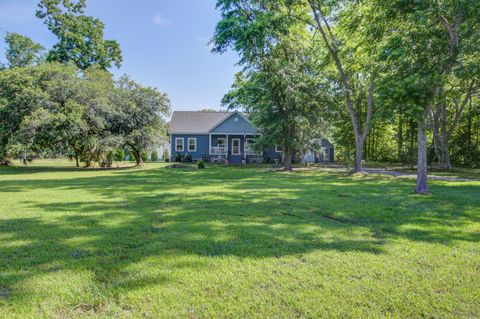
[301,139,335,164]
[168,111,334,164]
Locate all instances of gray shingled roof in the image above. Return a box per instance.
[168,111,232,134]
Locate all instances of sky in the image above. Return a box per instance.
[0,0,240,111]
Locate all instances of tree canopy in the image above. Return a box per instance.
[36,0,123,70]
[214,0,479,192]
[0,63,170,167]
[4,32,45,68]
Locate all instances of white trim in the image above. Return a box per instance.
[226,133,229,158]
[175,137,184,152]
[275,145,283,153]
[211,132,261,135]
[232,138,241,155]
[188,137,197,152]
[209,133,212,155]
[170,132,210,135]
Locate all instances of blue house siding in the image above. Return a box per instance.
[210,134,253,164]
[210,113,258,134]
[171,134,209,160]
[264,146,283,162]
[169,112,335,164]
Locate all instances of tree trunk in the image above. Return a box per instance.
[131,148,143,166]
[354,137,364,173]
[415,109,430,194]
[283,147,293,171]
[431,105,452,170]
[437,137,452,169]
[398,113,404,161]
[372,125,376,160]
[409,120,416,169]
[75,154,79,168]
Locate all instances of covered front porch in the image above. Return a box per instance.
[208,133,262,164]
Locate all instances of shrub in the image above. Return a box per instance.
[0,158,12,166]
[175,153,183,162]
[151,150,159,161]
[141,151,149,162]
[197,160,205,169]
[184,153,192,162]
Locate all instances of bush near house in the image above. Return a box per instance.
[151,150,159,162]
[175,152,183,162]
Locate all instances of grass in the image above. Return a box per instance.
[364,161,480,179]
[0,160,479,318]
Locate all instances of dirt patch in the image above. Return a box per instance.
[0,287,11,300]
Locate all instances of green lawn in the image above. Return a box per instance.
[0,161,479,318]
[364,162,480,180]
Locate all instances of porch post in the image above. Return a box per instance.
[209,133,211,156]
[243,133,246,163]
[226,133,229,164]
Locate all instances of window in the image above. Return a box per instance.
[232,139,241,155]
[217,138,226,147]
[275,145,283,153]
[188,138,197,152]
[175,138,184,152]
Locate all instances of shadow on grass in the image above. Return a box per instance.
[0,164,479,304]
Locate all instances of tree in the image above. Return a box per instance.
[111,76,171,166]
[214,0,330,170]
[4,32,45,68]
[2,63,118,167]
[0,65,48,164]
[372,0,480,193]
[214,0,381,172]
[223,50,329,170]
[426,0,480,169]
[295,0,379,173]
[36,0,122,70]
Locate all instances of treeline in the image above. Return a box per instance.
[213,0,479,193]
[0,63,170,167]
[335,102,480,168]
[0,0,170,167]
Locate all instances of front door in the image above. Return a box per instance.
[230,138,243,163]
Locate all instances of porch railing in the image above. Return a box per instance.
[210,147,227,155]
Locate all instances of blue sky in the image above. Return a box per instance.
[0,0,239,111]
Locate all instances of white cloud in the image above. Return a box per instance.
[0,2,36,25]
[150,14,171,26]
